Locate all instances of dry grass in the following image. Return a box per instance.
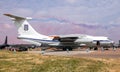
[0,50,120,72]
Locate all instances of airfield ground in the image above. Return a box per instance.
[0,48,120,72]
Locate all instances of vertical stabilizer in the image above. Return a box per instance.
[4,14,53,45]
[4,36,8,45]
[4,14,52,40]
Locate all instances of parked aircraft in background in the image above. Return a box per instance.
[4,14,114,51]
[0,36,9,49]
[9,44,36,51]
[0,36,36,51]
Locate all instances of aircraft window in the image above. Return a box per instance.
[93,40,97,42]
[100,40,110,42]
[93,40,110,42]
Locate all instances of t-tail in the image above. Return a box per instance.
[4,14,54,45]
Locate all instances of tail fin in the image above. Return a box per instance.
[4,14,52,41]
[4,36,8,45]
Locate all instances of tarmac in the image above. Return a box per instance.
[28,50,94,56]
[28,48,120,59]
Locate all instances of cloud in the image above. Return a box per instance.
[1,0,120,25]
[109,17,120,24]
[3,23,12,29]
[8,8,34,16]
[65,0,78,4]
[42,0,120,25]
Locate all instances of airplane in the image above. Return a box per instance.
[9,44,36,51]
[4,14,114,51]
[0,36,36,51]
[0,36,9,49]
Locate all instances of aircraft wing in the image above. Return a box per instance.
[49,34,83,47]
[51,34,79,42]
[59,37,78,42]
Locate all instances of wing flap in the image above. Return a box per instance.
[59,37,78,42]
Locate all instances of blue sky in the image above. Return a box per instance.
[0,0,120,43]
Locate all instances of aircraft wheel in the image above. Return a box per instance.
[94,47,98,50]
[62,48,66,51]
[62,47,73,51]
[68,47,73,51]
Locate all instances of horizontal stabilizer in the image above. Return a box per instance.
[4,14,32,20]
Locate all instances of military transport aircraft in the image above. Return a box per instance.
[4,14,114,50]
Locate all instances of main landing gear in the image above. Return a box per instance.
[62,47,73,51]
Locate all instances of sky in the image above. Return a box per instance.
[0,0,120,44]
